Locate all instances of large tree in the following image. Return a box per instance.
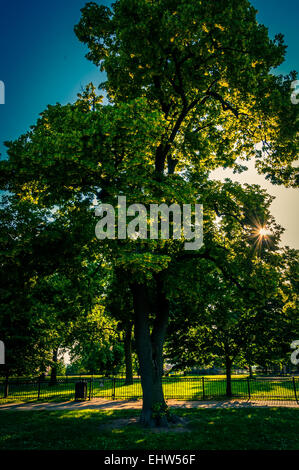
[1,0,297,425]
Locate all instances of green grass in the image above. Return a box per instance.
[0,408,298,450]
[1,376,297,403]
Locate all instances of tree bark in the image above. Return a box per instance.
[225,355,232,398]
[131,281,155,426]
[150,275,169,424]
[124,323,133,385]
[131,277,171,427]
[39,372,46,381]
[4,369,9,398]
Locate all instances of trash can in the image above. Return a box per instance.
[75,381,87,400]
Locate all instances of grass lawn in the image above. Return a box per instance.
[0,408,298,450]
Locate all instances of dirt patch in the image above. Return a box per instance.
[98,417,192,433]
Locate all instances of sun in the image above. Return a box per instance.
[248,223,273,255]
[259,227,269,237]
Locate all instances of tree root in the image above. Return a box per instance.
[140,403,182,428]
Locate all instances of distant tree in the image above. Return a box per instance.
[68,304,123,376]
[0,196,56,377]
[106,270,135,384]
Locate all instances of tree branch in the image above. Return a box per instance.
[213,203,245,228]
[207,91,239,118]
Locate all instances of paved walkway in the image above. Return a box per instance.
[0,398,298,411]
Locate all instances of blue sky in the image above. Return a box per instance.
[0,0,298,246]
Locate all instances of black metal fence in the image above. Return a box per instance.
[0,376,298,403]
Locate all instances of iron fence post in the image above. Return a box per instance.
[112,377,116,400]
[202,376,205,400]
[247,376,251,399]
[4,376,9,398]
[293,377,298,403]
[88,377,92,400]
[37,377,41,400]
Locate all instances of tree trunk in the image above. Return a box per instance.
[39,372,46,381]
[248,364,253,378]
[124,323,133,385]
[131,281,155,426]
[225,356,232,398]
[131,277,172,427]
[49,348,58,385]
[151,276,169,425]
[4,369,9,398]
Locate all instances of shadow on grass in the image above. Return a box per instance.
[0,407,299,450]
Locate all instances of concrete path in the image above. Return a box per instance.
[0,398,298,411]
